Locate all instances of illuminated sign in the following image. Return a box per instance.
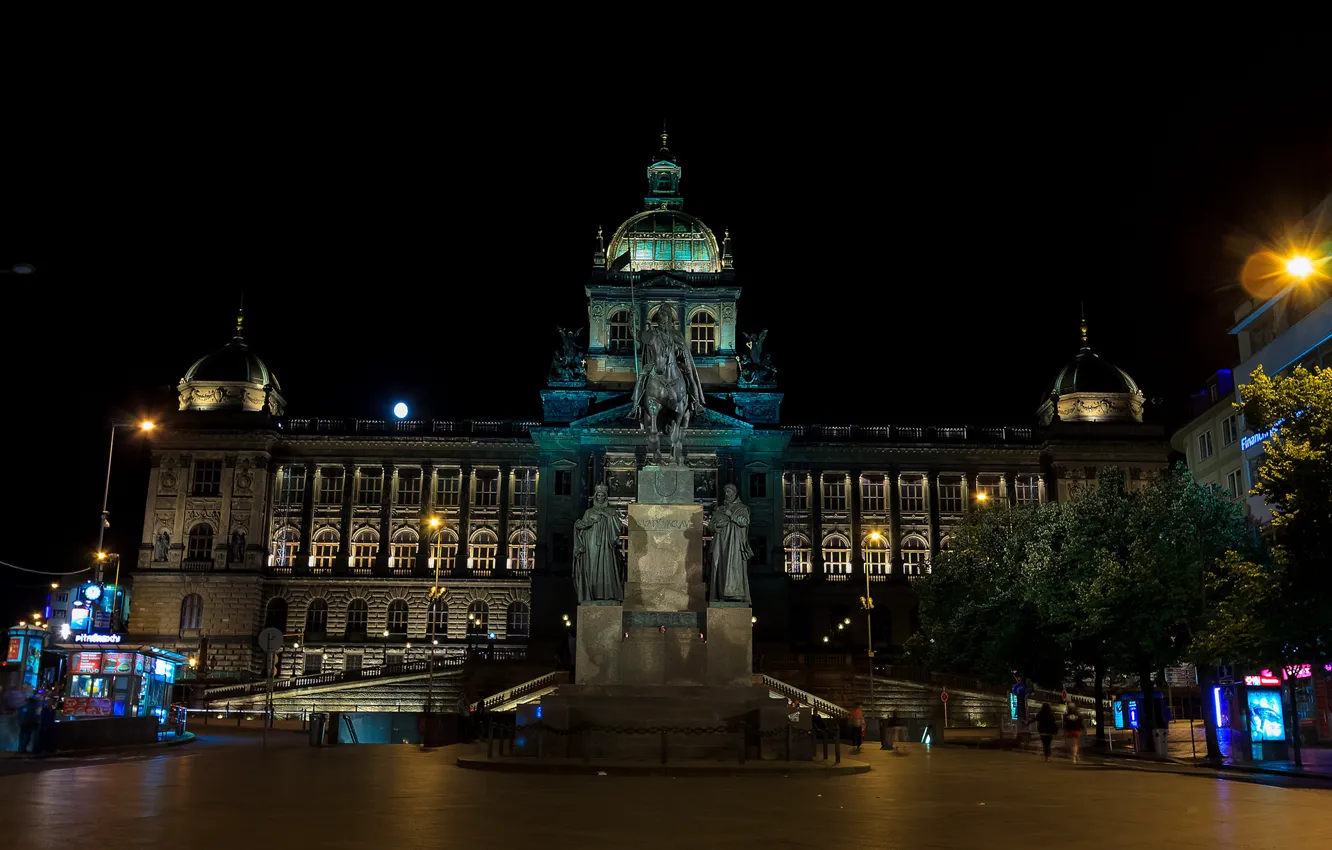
[70,607,90,630]
[1247,690,1285,742]
[1241,431,1273,451]
[1113,700,1125,730]
[6,637,21,663]
[83,585,102,601]
[74,633,122,644]
[1244,675,1281,686]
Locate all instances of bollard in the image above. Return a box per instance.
[660,730,668,765]
[785,724,792,761]
[835,725,841,764]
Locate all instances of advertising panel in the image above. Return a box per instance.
[102,652,135,674]
[6,637,21,663]
[1247,689,1286,742]
[64,697,114,717]
[71,652,103,674]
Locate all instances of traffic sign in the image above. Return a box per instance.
[1217,665,1234,685]
[1165,666,1197,687]
[940,689,949,703]
[1223,685,1236,700]
[258,628,284,653]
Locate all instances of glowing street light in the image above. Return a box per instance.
[428,516,441,529]
[975,492,989,503]
[139,420,156,431]
[1287,255,1315,279]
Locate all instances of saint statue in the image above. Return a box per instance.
[631,305,706,465]
[708,484,753,604]
[153,531,170,562]
[573,484,623,603]
[229,531,246,564]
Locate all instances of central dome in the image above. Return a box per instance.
[183,337,281,390]
[605,210,721,273]
[177,309,286,415]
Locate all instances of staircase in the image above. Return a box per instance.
[207,668,466,714]
[760,674,848,719]
[473,671,569,713]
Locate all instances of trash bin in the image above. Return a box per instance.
[1152,728,1169,758]
[309,713,326,747]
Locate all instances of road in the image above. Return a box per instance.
[2,735,1328,849]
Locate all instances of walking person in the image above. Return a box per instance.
[849,702,866,754]
[1065,706,1084,764]
[18,691,40,754]
[1035,703,1057,762]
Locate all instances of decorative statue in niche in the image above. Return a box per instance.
[573,485,623,604]
[229,531,246,564]
[548,326,587,383]
[738,329,777,385]
[708,484,752,604]
[631,305,706,465]
[153,531,171,562]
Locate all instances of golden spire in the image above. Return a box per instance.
[661,118,668,150]
[235,292,245,338]
[1079,302,1088,350]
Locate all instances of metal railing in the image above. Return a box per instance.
[280,418,541,437]
[780,424,1036,443]
[472,671,568,713]
[761,674,848,719]
[203,654,471,700]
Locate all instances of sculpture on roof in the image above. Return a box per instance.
[738,329,776,386]
[549,327,587,384]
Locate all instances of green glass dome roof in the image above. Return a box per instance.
[606,210,720,273]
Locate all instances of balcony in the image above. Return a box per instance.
[180,560,214,572]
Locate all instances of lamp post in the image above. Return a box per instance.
[426,515,443,715]
[96,420,156,581]
[864,531,882,714]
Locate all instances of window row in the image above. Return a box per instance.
[606,307,718,356]
[781,473,1043,512]
[269,526,536,572]
[262,597,529,637]
[782,532,940,576]
[275,467,538,509]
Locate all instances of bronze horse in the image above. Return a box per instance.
[631,306,706,466]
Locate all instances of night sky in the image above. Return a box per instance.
[3,94,1328,624]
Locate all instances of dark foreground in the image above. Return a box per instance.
[3,732,1329,849]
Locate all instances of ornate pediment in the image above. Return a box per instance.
[635,272,693,289]
[569,401,752,431]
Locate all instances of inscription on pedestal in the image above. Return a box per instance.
[625,503,706,612]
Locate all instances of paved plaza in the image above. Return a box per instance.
[3,731,1329,849]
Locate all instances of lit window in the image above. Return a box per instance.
[467,601,490,634]
[358,469,384,506]
[1198,431,1214,461]
[427,601,448,638]
[608,309,632,354]
[431,529,458,571]
[474,471,499,508]
[1221,415,1239,447]
[305,599,328,633]
[312,529,339,571]
[822,534,851,574]
[899,475,925,513]
[902,535,930,575]
[689,309,716,355]
[512,469,537,504]
[179,594,203,631]
[784,533,811,574]
[390,531,418,572]
[507,602,530,637]
[784,472,809,511]
[271,527,299,569]
[938,475,963,514]
[186,524,214,562]
[435,470,461,507]
[861,474,887,513]
[346,599,368,634]
[386,599,408,635]
[821,474,848,513]
[864,533,889,575]
[470,529,498,573]
[192,460,222,496]
[508,529,536,571]
[396,471,422,506]
[351,529,378,573]
[318,468,344,504]
[1015,475,1041,504]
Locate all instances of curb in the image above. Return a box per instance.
[8,732,197,761]
[456,755,872,777]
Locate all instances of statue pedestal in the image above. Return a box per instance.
[624,503,706,612]
[574,605,623,686]
[706,606,754,688]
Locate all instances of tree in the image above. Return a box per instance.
[1240,365,1332,765]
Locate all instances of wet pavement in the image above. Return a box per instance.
[2,738,1328,849]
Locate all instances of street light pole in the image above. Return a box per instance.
[96,420,156,581]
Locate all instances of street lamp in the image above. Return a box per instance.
[975,491,989,504]
[864,531,882,714]
[1286,255,1315,279]
[97,419,157,580]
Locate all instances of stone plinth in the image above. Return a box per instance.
[624,503,706,612]
[636,465,693,505]
[706,606,754,688]
[574,605,623,686]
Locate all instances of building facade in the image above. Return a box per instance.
[126,135,1169,677]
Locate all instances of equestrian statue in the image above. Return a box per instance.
[630,305,706,466]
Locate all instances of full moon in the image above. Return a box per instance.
[393,402,409,419]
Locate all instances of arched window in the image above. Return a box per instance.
[938,535,951,552]
[305,598,328,634]
[689,308,716,355]
[507,601,530,637]
[469,529,498,574]
[902,534,930,576]
[386,599,409,635]
[312,529,339,571]
[264,598,288,631]
[431,528,458,571]
[467,601,489,634]
[863,532,889,575]
[352,529,378,573]
[271,527,299,570]
[822,533,851,575]
[180,594,203,631]
[608,309,632,354]
[390,529,418,573]
[508,529,536,572]
[784,533,811,575]
[346,598,368,635]
[427,600,448,639]
[186,524,214,562]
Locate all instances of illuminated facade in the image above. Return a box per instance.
[125,135,1169,676]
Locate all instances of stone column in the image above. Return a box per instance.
[810,470,823,581]
[376,462,394,575]
[336,463,355,576]
[849,469,863,575]
[1004,471,1016,506]
[498,462,512,571]
[926,470,941,561]
[416,462,433,575]
[888,467,902,573]
[457,462,472,575]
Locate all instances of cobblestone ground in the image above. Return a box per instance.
[2,735,1329,849]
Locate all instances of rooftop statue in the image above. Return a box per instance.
[739,329,776,386]
[549,327,587,384]
[631,305,706,466]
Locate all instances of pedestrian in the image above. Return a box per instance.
[1035,703,1057,762]
[849,702,866,753]
[1064,706,1084,764]
[18,692,40,754]
[887,709,906,745]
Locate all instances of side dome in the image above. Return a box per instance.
[605,210,721,273]
[177,310,286,414]
[1038,316,1144,425]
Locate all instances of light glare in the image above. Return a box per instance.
[1287,255,1315,279]
[393,402,409,419]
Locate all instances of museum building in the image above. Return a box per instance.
[125,134,1169,678]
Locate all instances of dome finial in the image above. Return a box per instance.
[1079,302,1088,350]
[235,292,245,338]
[661,118,668,151]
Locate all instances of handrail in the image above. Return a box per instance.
[203,655,469,700]
[471,670,567,712]
[761,674,848,719]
